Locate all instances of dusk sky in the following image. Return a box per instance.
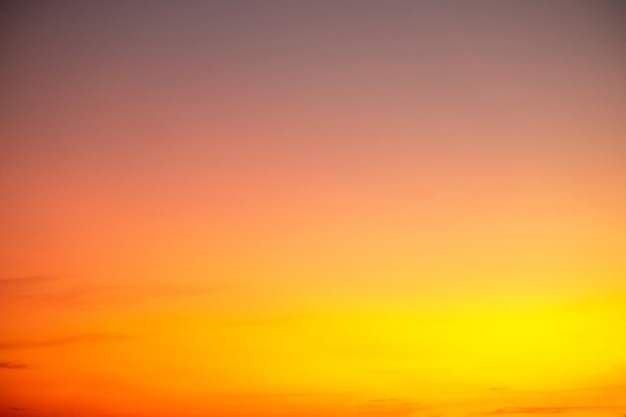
[1,1,626,416]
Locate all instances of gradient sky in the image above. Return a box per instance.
[1,1,626,416]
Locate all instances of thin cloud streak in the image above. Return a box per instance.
[213,313,316,329]
[486,406,626,415]
[0,333,134,351]
[358,398,428,417]
[0,361,29,370]
[0,275,222,307]
[0,276,56,288]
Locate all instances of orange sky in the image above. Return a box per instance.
[1,1,626,416]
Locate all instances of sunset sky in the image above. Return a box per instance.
[1,1,626,416]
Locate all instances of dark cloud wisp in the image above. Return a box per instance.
[0,361,29,370]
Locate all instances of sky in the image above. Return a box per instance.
[1,1,626,416]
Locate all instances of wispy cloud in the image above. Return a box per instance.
[0,333,133,351]
[0,275,220,307]
[370,398,403,403]
[6,407,38,413]
[214,313,316,329]
[0,276,56,289]
[486,406,626,415]
[0,361,29,370]
[358,398,427,416]
[25,283,216,306]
